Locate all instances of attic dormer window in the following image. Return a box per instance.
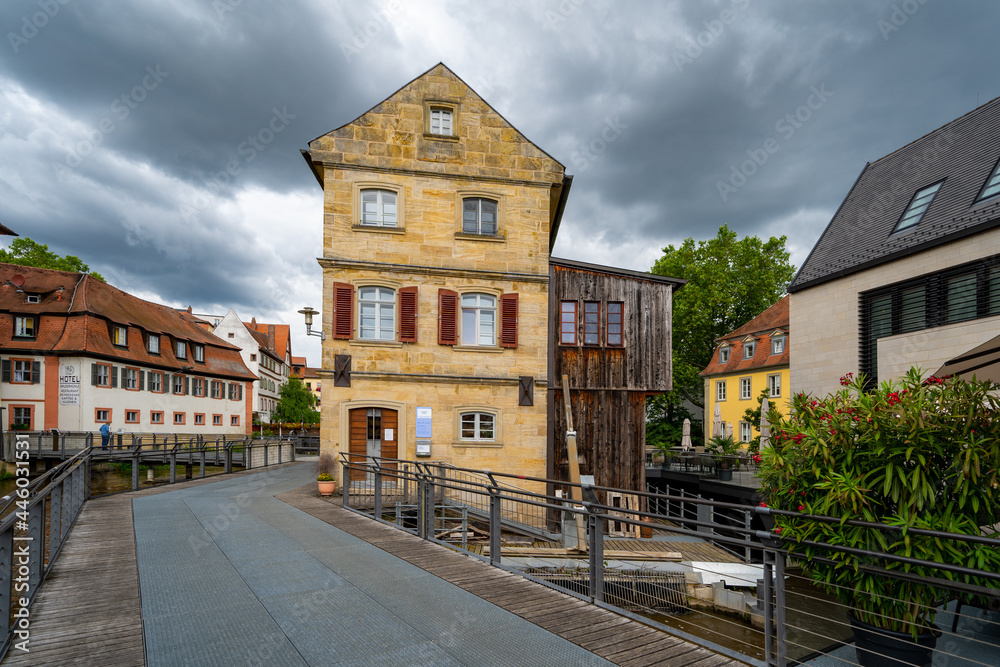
[719,347,730,363]
[743,340,756,359]
[430,107,453,135]
[893,181,943,233]
[974,156,1000,203]
[25,295,40,304]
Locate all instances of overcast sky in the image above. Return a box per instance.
[1,0,996,363]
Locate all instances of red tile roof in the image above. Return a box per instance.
[700,296,789,376]
[244,321,291,361]
[0,263,255,380]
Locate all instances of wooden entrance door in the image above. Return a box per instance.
[348,407,398,481]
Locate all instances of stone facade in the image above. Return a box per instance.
[790,227,1000,397]
[305,64,565,481]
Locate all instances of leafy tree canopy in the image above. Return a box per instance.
[0,237,105,281]
[271,377,319,424]
[651,224,795,409]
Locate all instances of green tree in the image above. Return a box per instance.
[648,225,795,442]
[0,237,105,281]
[271,377,319,424]
[645,392,702,451]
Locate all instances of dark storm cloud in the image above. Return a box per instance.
[1,0,997,359]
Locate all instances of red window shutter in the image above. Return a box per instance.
[500,293,518,348]
[399,286,418,342]
[438,289,458,345]
[333,282,354,339]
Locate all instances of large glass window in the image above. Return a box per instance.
[460,412,494,441]
[359,286,396,340]
[975,157,1000,203]
[560,301,577,345]
[716,381,726,401]
[461,293,496,346]
[12,360,33,383]
[606,302,623,346]
[946,274,978,324]
[147,334,160,354]
[740,377,752,400]
[462,198,497,235]
[13,407,31,428]
[124,368,138,390]
[360,189,397,227]
[583,302,600,345]
[113,326,127,346]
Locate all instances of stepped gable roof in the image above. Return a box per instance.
[790,96,1000,291]
[0,263,255,380]
[700,296,789,377]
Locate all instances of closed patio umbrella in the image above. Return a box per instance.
[681,418,692,451]
[713,404,723,438]
[758,396,771,450]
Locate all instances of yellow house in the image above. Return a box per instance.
[701,296,790,445]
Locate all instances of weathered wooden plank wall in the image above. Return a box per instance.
[548,263,675,493]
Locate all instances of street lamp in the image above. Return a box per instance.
[298,306,325,340]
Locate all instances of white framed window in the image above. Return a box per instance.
[462,198,498,235]
[149,372,163,393]
[125,410,139,423]
[213,414,222,426]
[124,368,138,390]
[358,286,396,341]
[175,340,187,359]
[360,189,398,227]
[740,377,752,400]
[194,344,205,362]
[772,337,785,355]
[768,373,781,398]
[95,409,110,423]
[716,380,726,402]
[740,422,752,443]
[113,325,127,346]
[460,412,494,441]
[744,341,756,359]
[94,364,110,387]
[25,295,40,304]
[173,375,185,394]
[173,412,185,425]
[12,359,34,383]
[13,316,37,338]
[430,107,453,135]
[151,411,163,424]
[148,334,160,354]
[231,415,240,426]
[461,293,496,346]
[12,406,32,428]
[194,414,205,425]
[719,346,730,363]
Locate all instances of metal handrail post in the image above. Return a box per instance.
[374,468,383,520]
[224,442,232,474]
[588,506,604,603]
[132,451,140,491]
[775,550,787,667]
[342,464,350,508]
[200,445,206,478]
[169,449,177,484]
[489,491,502,566]
[763,551,775,666]
[417,478,428,540]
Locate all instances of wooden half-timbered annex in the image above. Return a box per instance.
[549,258,684,493]
[301,63,681,489]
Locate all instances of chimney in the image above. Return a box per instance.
[187,305,192,313]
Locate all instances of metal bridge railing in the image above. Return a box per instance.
[339,454,1000,667]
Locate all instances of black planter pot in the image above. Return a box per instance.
[717,468,733,481]
[849,613,940,667]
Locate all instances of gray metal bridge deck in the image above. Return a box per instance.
[4,463,740,666]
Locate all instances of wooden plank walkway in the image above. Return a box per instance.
[278,485,748,667]
[1,463,302,667]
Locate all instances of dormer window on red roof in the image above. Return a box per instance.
[743,340,756,359]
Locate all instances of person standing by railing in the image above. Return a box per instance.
[99,422,111,450]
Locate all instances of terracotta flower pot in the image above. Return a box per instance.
[317,480,336,497]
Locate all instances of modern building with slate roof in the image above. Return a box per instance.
[0,263,256,434]
[789,96,1000,396]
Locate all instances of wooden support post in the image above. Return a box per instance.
[562,375,587,552]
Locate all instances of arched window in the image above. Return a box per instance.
[358,286,396,341]
[360,189,397,227]
[460,293,495,346]
[462,198,497,235]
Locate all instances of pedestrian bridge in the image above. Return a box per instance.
[3,463,738,666]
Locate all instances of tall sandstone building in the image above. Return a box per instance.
[302,64,678,490]
[301,64,568,483]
